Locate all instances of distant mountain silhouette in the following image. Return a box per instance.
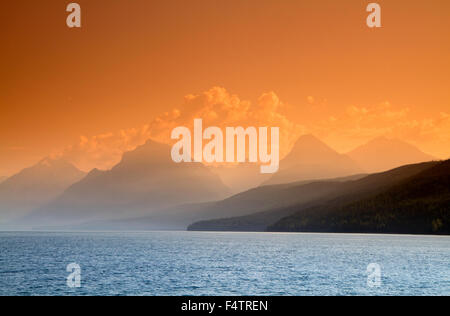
[264,135,361,185]
[269,160,450,235]
[0,158,86,223]
[347,137,436,173]
[188,162,438,232]
[23,140,230,226]
[46,175,364,231]
[0,176,7,184]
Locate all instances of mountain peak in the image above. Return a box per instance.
[370,136,390,143]
[296,134,320,141]
[0,158,85,191]
[38,157,74,168]
[143,138,166,147]
[294,134,330,147]
[23,137,230,226]
[348,137,436,173]
[0,158,86,222]
[265,135,361,185]
[284,134,343,166]
[360,136,427,149]
[115,138,173,169]
[368,136,407,146]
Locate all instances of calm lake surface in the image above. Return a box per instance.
[0,231,449,296]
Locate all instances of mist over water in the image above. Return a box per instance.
[1,231,449,296]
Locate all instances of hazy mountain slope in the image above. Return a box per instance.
[196,174,366,220]
[347,137,436,173]
[269,160,450,235]
[188,162,438,231]
[209,163,272,194]
[265,135,361,185]
[23,140,230,226]
[0,176,7,184]
[56,175,363,231]
[0,159,86,223]
[50,202,215,231]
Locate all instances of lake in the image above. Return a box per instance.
[0,231,449,296]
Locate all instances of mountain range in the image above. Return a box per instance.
[0,176,7,184]
[21,140,230,226]
[268,160,450,234]
[347,136,436,173]
[1,134,443,233]
[188,161,439,232]
[264,135,436,186]
[0,158,86,224]
[264,135,362,185]
[68,174,366,231]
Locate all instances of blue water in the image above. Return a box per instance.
[0,231,449,296]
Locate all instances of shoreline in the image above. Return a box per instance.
[0,229,449,238]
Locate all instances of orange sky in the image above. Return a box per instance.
[1,0,450,175]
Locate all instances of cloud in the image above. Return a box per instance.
[310,101,450,158]
[52,126,154,171]
[55,87,305,171]
[52,89,450,172]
